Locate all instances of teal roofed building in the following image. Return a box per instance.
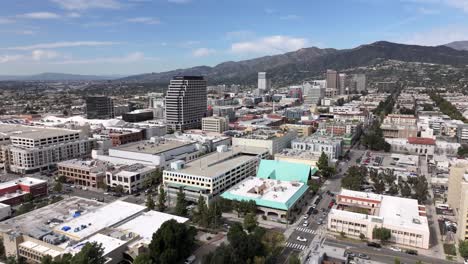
[221,160,311,222]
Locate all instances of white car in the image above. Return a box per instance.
[303,214,308,220]
[303,221,308,227]
[296,236,307,242]
[389,246,402,252]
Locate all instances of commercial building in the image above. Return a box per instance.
[457,124,468,144]
[280,124,313,137]
[0,125,95,174]
[212,106,236,122]
[303,81,325,105]
[202,116,229,133]
[231,129,297,155]
[106,129,144,146]
[274,148,321,169]
[258,72,271,91]
[163,145,269,203]
[291,134,343,161]
[328,189,430,249]
[93,138,201,169]
[165,76,207,131]
[326,69,338,89]
[106,163,156,194]
[86,96,114,119]
[0,197,188,263]
[57,159,107,189]
[381,124,418,139]
[222,160,311,221]
[338,73,346,95]
[122,110,154,123]
[0,177,47,206]
[351,74,366,92]
[385,137,435,156]
[447,161,468,241]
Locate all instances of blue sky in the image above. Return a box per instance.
[0,0,467,75]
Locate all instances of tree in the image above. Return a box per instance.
[459,240,468,258]
[157,185,166,212]
[23,193,33,203]
[394,257,401,264]
[175,187,188,216]
[388,184,399,195]
[359,233,366,240]
[317,152,334,178]
[143,169,163,191]
[148,219,197,264]
[53,181,63,193]
[341,166,365,191]
[243,213,258,233]
[113,185,124,194]
[41,255,53,264]
[289,253,300,264]
[401,182,412,197]
[0,238,5,260]
[372,227,391,243]
[193,195,209,227]
[373,180,385,194]
[146,193,155,210]
[70,242,106,264]
[132,253,151,264]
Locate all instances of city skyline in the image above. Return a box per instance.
[1,0,468,75]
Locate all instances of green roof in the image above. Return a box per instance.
[257,160,310,184]
[221,184,308,211]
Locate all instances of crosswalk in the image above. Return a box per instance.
[295,227,322,235]
[285,242,307,250]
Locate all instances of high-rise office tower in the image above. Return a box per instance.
[326,69,338,89]
[165,76,207,131]
[352,74,366,92]
[86,96,114,119]
[258,72,271,91]
[339,73,347,95]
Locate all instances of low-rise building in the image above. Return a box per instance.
[385,137,435,156]
[231,129,297,155]
[291,134,343,161]
[0,177,47,206]
[222,160,311,221]
[328,189,430,249]
[280,124,313,137]
[163,145,269,203]
[202,116,229,133]
[274,148,321,170]
[57,159,107,189]
[106,163,156,194]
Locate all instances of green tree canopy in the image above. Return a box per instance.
[174,187,188,216]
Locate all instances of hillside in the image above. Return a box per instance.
[121,41,468,86]
[445,41,468,51]
[0,73,122,81]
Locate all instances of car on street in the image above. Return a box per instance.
[357,253,370,260]
[405,249,418,255]
[303,214,308,220]
[296,236,307,242]
[303,221,308,227]
[389,246,401,252]
[344,251,355,258]
[367,242,381,248]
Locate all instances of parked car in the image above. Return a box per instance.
[367,242,381,248]
[405,249,418,255]
[303,214,308,220]
[296,236,307,242]
[357,253,370,260]
[389,246,402,252]
[303,221,308,227]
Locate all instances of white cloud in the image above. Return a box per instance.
[31,50,60,61]
[264,8,276,14]
[406,0,468,13]
[0,54,25,63]
[18,12,61,19]
[192,48,216,57]
[50,0,122,10]
[231,35,308,55]
[416,7,440,14]
[4,41,118,51]
[280,14,301,20]
[168,0,191,3]
[0,18,15,24]
[399,26,468,46]
[67,12,82,18]
[126,17,160,25]
[53,52,157,64]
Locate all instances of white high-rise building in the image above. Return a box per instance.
[303,81,325,105]
[339,73,347,95]
[165,76,207,131]
[258,72,271,91]
[352,74,366,92]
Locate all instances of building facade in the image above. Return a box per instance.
[165,76,207,131]
[202,116,229,133]
[86,96,114,119]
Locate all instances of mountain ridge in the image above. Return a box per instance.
[0,72,124,81]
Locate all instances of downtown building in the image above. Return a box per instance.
[165,76,207,131]
[0,124,95,174]
[86,96,114,119]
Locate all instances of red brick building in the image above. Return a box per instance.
[0,177,48,206]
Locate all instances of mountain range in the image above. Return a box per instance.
[2,40,468,84]
[0,72,123,81]
[120,41,468,86]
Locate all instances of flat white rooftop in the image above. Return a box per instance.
[19,241,62,257]
[112,139,194,155]
[65,233,126,256]
[226,176,304,205]
[0,177,46,190]
[339,189,382,202]
[379,195,428,232]
[54,200,146,241]
[117,211,188,244]
[0,124,79,140]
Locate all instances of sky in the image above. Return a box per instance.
[0,0,468,76]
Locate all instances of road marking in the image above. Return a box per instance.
[285,242,306,250]
[295,227,316,234]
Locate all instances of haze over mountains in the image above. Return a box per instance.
[2,41,468,83]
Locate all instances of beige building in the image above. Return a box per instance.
[202,116,229,133]
[328,189,430,249]
[232,129,297,155]
[447,160,468,241]
[280,124,313,137]
[274,148,320,168]
[57,159,107,189]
